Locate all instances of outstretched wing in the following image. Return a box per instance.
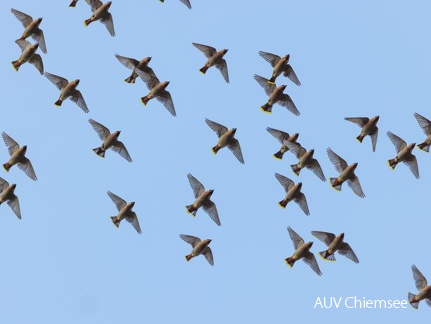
[107,191,127,211]
[44,72,69,90]
[192,43,216,58]
[180,234,201,247]
[187,173,205,198]
[311,231,336,247]
[287,226,304,250]
[326,147,348,173]
[258,51,281,67]
[205,118,228,138]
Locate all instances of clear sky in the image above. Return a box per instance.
[1,0,431,323]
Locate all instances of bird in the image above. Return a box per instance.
[0,177,21,219]
[413,112,431,152]
[11,8,47,54]
[344,116,379,152]
[160,0,192,9]
[258,51,300,85]
[136,70,176,117]
[285,226,321,276]
[44,72,89,113]
[192,43,229,83]
[185,173,220,226]
[387,131,419,179]
[274,173,309,216]
[84,0,115,37]
[107,191,141,234]
[283,141,326,181]
[88,119,132,162]
[69,0,79,7]
[11,40,43,74]
[311,231,359,263]
[2,132,37,181]
[326,148,365,198]
[408,265,431,309]
[114,54,156,84]
[205,118,244,164]
[179,234,213,265]
[254,74,299,115]
[266,127,300,160]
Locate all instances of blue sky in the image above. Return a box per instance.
[1,0,431,322]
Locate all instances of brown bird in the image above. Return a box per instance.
[192,43,229,83]
[275,173,309,215]
[266,127,300,160]
[387,131,419,179]
[344,116,379,152]
[414,112,431,152]
[180,234,213,265]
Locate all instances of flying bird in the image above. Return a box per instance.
[180,234,213,265]
[408,265,431,309]
[413,112,431,152]
[185,173,220,226]
[114,54,156,84]
[254,74,299,115]
[192,43,229,83]
[0,177,21,219]
[160,0,192,9]
[283,141,326,181]
[107,191,141,234]
[274,173,309,216]
[266,127,300,160]
[2,132,37,181]
[89,119,132,162]
[44,72,89,113]
[11,8,47,54]
[258,51,300,85]
[11,40,43,74]
[311,231,359,263]
[285,226,321,276]
[205,118,244,164]
[326,148,365,198]
[387,131,419,179]
[344,116,379,152]
[84,0,115,37]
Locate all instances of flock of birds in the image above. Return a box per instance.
[1,0,431,311]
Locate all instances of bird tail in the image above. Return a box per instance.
[260,103,272,113]
[356,134,365,143]
[185,254,193,262]
[111,216,119,228]
[268,76,276,84]
[69,0,78,7]
[199,66,209,74]
[318,251,336,262]
[3,162,11,172]
[212,146,220,155]
[185,205,197,217]
[124,74,136,84]
[278,199,288,209]
[93,147,105,158]
[417,142,430,152]
[329,178,342,191]
[408,292,419,309]
[141,96,150,106]
[387,158,398,169]
[285,257,295,267]
[84,18,92,26]
[291,164,301,176]
[11,60,21,71]
[273,150,284,160]
[54,99,63,106]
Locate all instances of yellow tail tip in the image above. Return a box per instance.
[284,259,293,268]
[267,81,275,85]
[260,106,271,114]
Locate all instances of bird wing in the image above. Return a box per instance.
[258,51,281,67]
[275,173,294,192]
[69,90,89,113]
[412,264,428,290]
[0,178,9,192]
[311,231,336,247]
[111,141,132,162]
[387,131,406,152]
[254,74,275,96]
[31,29,47,54]
[156,90,176,117]
[344,117,369,128]
[266,127,290,144]
[306,159,326,182]
[28,54,44,75]
[180,234,201,247]
[107,191,127,211]
[283,141,306,159]
[187,173,205,198]
[326,147,348,173]
[115,54,139,70]
[2,132,20,156]
[202,200,221,226]
[15,39,31,52]
[403,155,420,179]
[227,138,245,164]
[338,242,359,263]
[205,118,228,137]
[346,175,365,198]
[86,0,103,11]
[414,112,431,135]
[203,247,214,266]
[126,212,142,234]
[294,192,310,216]
[136,69,160,90]
[17,157,37,181]
[287,226,304,250]
[303,252,322,276]
[283,65,301,86]
[7,195,21,220]
[88,118,111,141]
[44,72,69,90]
[278,94,300,116]
[192,43,216,58]
[215,59,229,83]
[100,12,115,37]
[11,8,33,28]
[370,128,378,152]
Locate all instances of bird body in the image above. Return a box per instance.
[12,40,43,74]
[180,234,213,265]
[0,178,21,219]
